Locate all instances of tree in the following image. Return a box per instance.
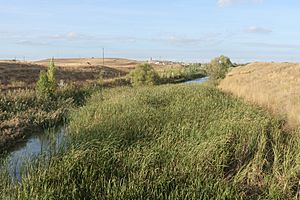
[129,63,159,87]
[36,58,57,97]
[206,55,233,80]
[36,71,50,98]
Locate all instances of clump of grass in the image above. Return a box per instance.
[1,84,300,199]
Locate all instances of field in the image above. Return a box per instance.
[219,62,300,127]
[0,58,183,90]
[1,84,300,199]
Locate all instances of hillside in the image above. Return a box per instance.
[0,58,183,90]
[219,62,300,127]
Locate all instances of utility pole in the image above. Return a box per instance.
[102,48,105,67]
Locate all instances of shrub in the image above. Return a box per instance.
[129,63,159,86]
[206,55,233,80]
[36,71,50,98]
[36,59,57,97]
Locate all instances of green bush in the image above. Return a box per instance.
[36,71,51,98]
[36,59,57,97]
[206,55,233,80]
[129,63,159,86]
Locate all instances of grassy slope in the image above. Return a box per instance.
[2,84,300,199]
[219,62,300,127]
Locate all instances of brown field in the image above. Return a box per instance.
[0,58,182,90]
[219,62,300,127]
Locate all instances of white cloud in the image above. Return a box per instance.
[241,42,300,49]
[49,32,93,40]
[16,40,48,46]
[153,33,224,47]
[218,0,264,7]
[245,26,272,34]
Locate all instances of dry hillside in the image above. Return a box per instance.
[34,58,141,73]
[0,58,183,90]
[219,62,300,127]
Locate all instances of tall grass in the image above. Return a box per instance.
[1,84,300,199]
[0,85,95,152]
[219,62,300,128]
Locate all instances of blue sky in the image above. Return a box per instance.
[0,0,299,62]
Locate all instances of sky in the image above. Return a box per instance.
[0,0,300,62]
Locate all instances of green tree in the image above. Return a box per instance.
[36,71,50,98]
[206,55,233,80]
[36,58,57,97]
[129,63,159,87]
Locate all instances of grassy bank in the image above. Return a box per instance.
[1,84,300,199]
[219,62,300,128]
[0,85,95,153]
[0,66,204,154]
[158,64,206,84]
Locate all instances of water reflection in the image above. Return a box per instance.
[1,127,66,181]
[185,76,209,84]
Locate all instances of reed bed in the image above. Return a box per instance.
[1,84,300,199]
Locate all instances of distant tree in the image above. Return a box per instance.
[129,63,159,87]
[206,55,233,80]
[36,58,57,97]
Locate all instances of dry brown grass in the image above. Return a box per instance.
[219,62,300,127]
[0,58,182,91]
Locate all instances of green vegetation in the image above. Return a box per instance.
[36,58,57,98]
[159,64,206,83]
[129,63,160,86]
[1,84,299,199]
[0,85,94,152]
[206,55,233,80]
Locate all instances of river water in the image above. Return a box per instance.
[185,76,209,84]
[1,127,66,181]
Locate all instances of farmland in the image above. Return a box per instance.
[0,58,184,90]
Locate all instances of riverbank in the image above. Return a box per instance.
[0,85,95,153]
[219,62,300,128]
[1,84,299,199]
[0,70,206,154]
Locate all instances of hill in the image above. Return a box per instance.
[0,58,184,91]
[219,62,300,127]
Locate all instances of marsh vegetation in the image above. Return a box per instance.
[1,83,299,199]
